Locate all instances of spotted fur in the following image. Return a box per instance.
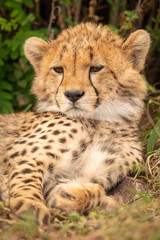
[0,23,150,225]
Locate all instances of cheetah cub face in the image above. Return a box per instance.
[24,23,150,122]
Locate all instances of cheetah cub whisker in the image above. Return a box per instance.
[0,22,150,225]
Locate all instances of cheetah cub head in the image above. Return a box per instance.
[24,23,150,122]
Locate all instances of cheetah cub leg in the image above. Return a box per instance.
[8,159,50,225]
[46,182,118,214]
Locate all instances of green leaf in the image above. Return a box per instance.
[0,17,7,25]
[107,24,119,34]
[23,0,34,8]
[147,119,160,155]
[10,9,20,18]
[18,79,28,88]
[0,90,13,100]
[0,58,4,66]
[0,81,13,91]
[14,68,23,80]
[0,99,13,114]
[10,49,19,60]
[5,1,21,9]
[123,21,132,30]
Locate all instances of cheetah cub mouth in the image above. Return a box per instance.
[24,23,150,122]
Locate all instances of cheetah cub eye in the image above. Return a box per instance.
[90,66,104,73]
[53,66,64,74]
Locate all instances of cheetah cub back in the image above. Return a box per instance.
[0,23,150,225]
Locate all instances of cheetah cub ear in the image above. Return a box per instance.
[24,37,49,72]
[122,30,151,71]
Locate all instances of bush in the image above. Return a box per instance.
[0,0,48,113]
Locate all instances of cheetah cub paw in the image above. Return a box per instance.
[47,182,105,214]
[10,198,50,225]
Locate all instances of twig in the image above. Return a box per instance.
[135,0,142,14]
[57,6,66,30]
[47,0,56,39]
[74,0,82,22]
[34,0,40,14]
[88,0,99,22]
[66,3,72,22]
[89,0,97,18]
[0,6,7,18]
[109,0,120,25]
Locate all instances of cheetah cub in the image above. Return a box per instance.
[0,23,150,225]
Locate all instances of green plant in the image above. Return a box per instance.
[107,0,126,16]
[0,0,48,114]
[122,10,139,30]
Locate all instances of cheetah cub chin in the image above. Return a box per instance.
[0,22,150,225]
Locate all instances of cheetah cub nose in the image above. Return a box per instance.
[65,90,85,103]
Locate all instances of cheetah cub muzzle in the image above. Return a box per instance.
[0,22,150,225]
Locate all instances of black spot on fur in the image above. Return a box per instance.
[23,134,30,137]
[43,214,49,225]
[59,148,69,153]
[79,140,87,152]
[38,169,43,174]
[21,149,27,156]
[136,158,141,163]
[48,123,55,127]
[71,128,77,133]
[10,183,16,188]
[111,130,116,134]
[29,135,36,138]
[10,172,19,180]
[63,123,71,126]
[48,164,54,173]
[122,134,128,137]
[110,70,117,80]
[19,140,27,144]
[3,158,8,163]
[72,151,79,161]
[22,168,33,174]
[59,138,66,143]
[18,160,27,165]
[48,139,54,143]
[47,152,58,159]
[37,161,43,166]
[14,200,24,211]
[34,128,42,133]
[44,188,53,199]
[40,135,47,139]
[23,179,34,184]
[53,130,60,135]
[31,147,39,153]
[10,152,19,158]
[41,120,47,124]
[33,124,38,129]
[33,193,41,200]
[44,145,51,149]
[105,158,115,165]
[58,121,64,124]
